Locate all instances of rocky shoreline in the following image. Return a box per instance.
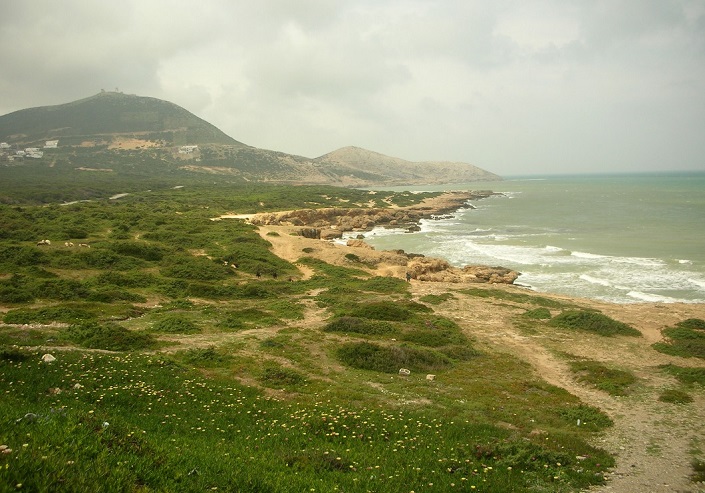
[248,191,519,284]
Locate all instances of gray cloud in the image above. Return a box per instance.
[1,0,704,176]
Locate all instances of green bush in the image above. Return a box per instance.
[653,321,705,359]
[659,364,705,385]
[549,310,641,337]
[0,245,47,267]
[401,328,468,347]
[524,307,552,319]
[0,347,32,362]
[259,365,307,388]
[91,271,157,288]
[419,293,454,305]
[569,360,637,396]
[658,389,693,404]
[180,346,231,367]
[344,253,361,262]
[323,316,396,336]
[337,342,452,373]
[160,255,229,281]
[0,285,34,303]
[347,301,417,321]
[150,315,200,334]
[65,321,156,351]
[3,305,94,324]
[558,405,613,431]
[109,240,165,261]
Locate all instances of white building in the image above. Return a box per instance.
[44,140,59,148]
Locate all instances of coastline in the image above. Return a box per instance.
[245,191,519,284]
[241,193,705,493]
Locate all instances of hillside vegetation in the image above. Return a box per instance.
[0,184,631,492]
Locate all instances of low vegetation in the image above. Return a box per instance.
[568,359,637,396]
[652,318,705,359]
[549,310,641,337]
[0,184,623,491]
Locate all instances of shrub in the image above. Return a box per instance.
[0,286,34,303]
[180,346,230,366]
[439,345,481,361]
[160,255,229,281]
[419,293,454,305]
[401,328,468,347]
[558,405,613,431]
[32,278,90,301]
[91,271,157,288]
[3,305,94,324]
[151,315,200,334]
[259,365,307,388]
[109,241,165,261]
[524,307,552,319]
[347,301,416,321]
[678,318,705,330]
[549,310,641,337]
[65,321,156,351]
[0,347,32,362]
[658,389,693,404]
[0,245,47,267]
[337,342,452,373]
[358,276,409,294]
[659,364,705,385]
[344,253,361,262]
[569,360,637,396]
[653,321,705,359]
[323,316,396,336]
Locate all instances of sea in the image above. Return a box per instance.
[346,172,705,304]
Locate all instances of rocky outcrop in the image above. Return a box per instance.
[407,257,519,284]
[249,191,495,234]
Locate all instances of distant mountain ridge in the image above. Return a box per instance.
[0,92,501,186]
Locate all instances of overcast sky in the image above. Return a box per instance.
[1,1,704,176]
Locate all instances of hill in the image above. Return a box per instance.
[0,91,241,147]
[0,93,500,190]
[315,146,502,184]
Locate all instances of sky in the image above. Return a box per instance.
[1,1,704,177]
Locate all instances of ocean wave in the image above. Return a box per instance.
[626,291,682,303]
[571,251,610,260]
[579,274,611,287]
[689,278,705,290]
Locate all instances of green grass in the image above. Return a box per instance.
[568,359,637,396]
[419,292,455,304]
[653,319,705,359]
[0,350,613,492]
[337,341,453,373]
[658,389,693,404]
[549,310,641,337]
[659,364,705,385]
[459,287,572,309]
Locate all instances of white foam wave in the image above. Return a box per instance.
[678,259,693,265]
[571,251,609,259]
[544,245,564,252]
[580,274,611,287]
[626,291,681,303]
[689,278,705,289]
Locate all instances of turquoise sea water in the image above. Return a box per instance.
[351,172,705,303]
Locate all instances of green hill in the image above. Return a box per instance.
[0,91,241,147]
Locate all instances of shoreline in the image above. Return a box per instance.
[244,191,520,285]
